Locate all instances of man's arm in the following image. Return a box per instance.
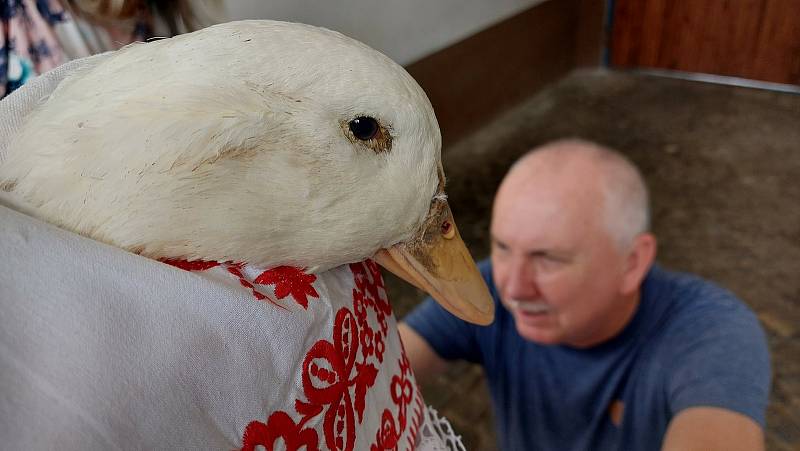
[398,322,449,383]
[661,406,765,451]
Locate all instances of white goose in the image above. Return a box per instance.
[0,20,491,450]
[0,20,492,323]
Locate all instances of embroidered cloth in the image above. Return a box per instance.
[0,53,464,450]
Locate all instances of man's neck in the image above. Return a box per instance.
[568,290,642,349]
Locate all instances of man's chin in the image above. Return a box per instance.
[514,317,562,345]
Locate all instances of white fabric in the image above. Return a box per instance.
[0,58,463,450]
[418,408,467,451]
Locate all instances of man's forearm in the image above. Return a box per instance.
[661,407,764,451]
[398,323,449,382]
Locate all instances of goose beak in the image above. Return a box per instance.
[374,204,495,325]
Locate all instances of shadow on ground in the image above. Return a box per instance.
[387,69,800,451]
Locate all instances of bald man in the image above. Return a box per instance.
[400,139,770,450]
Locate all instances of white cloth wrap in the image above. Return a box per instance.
[0,56,464,450]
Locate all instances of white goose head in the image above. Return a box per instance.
[0,20,493,324]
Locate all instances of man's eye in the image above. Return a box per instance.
[492,241,509,252]
[535,255,564,270]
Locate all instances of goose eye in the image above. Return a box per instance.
[349,116,379,141]
[342,116,392,153]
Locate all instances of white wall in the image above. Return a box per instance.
[222,0,547,65]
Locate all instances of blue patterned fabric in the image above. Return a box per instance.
[1,0,69,98]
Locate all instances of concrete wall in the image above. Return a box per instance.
[222,0,548,65]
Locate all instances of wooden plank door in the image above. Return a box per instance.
[610,0,800,85]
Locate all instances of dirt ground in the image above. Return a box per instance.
[386,69,800,450]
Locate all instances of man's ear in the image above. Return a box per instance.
[620,233,657,295]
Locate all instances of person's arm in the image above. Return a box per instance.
[398,322,449,383]
[661,406,764,451]
[400,260,494,382]
[658,281,770,451]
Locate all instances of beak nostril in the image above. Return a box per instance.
[441,220,455,239]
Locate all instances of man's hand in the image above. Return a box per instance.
[398,323,449,382]
[661,406,764,451]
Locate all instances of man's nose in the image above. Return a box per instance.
[505,259,539,299]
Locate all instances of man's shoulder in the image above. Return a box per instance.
[641,265,768,366]
[645,265,759,329]
[640,266,771,427]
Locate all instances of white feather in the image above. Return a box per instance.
[0,20,442,272]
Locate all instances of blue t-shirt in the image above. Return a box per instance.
[405,261,770,451]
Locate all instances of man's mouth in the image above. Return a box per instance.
[507,299,552,316]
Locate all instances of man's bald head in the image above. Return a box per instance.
[499,139,650,250]
[490,139,656,346]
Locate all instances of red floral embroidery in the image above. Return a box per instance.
[160,258,220,271]
[404,392,426,451]
[368,352,423,451]
[350,261,389,365]
[239,260,420,451]
[242,411,319,451]
[372,409,400,451]
[293,307,380,450]
[255,266,319,309]
[226,263,277,305]
[160,258,277,302]
[159,259,322,308]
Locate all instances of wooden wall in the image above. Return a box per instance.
[611,0,800,85]
[405,0,608,147]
